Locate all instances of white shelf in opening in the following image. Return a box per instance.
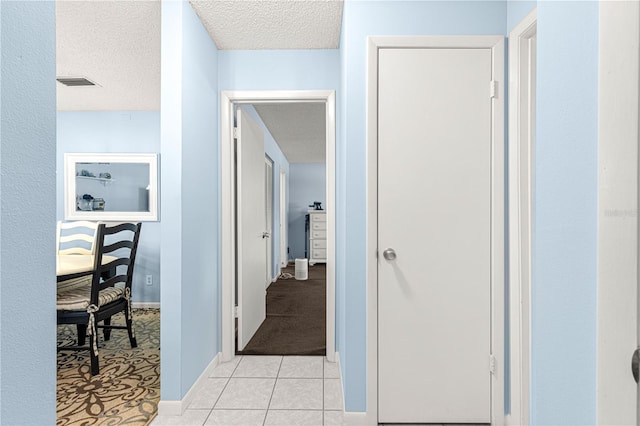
[76,176,115,185]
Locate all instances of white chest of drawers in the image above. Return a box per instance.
[308,210,327,266]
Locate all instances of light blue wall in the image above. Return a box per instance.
[340,0,507,411]
[56,111,161,303]
[0,1,57,424]
[532,2,598,424]
[507,0,537,32]
[160,0,219,400]
[239,105,290,278]
[218,50,340,91]
[181,0,219,395]
[288,163,326,260]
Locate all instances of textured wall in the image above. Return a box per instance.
[0,1,57,423]
[160,0,220,400]
[532,2,598,424]
[180,0,220,395]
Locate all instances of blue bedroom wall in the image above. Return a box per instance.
[56,111,161,303]
[288,163,326,261]
[160,0,220,400]
[340,0,506,411]
[0,1,57,423]
[238,105,290,279]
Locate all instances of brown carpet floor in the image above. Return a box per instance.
[238,263,326,355]
[57,308,159,426]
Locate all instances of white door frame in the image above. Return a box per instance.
[265,155,274,286]
[279,167,288,269]
[597,2,640,424]
[221,90,336,362]
[366,36,505,424]
[508,9,536,426]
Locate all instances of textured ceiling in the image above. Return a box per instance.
[254,103,326,163]
[190,0,343,50]
[56,0,161,111]
[55,1,338,162]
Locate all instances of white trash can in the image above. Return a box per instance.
[295,258,309,280]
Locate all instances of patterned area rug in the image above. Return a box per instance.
[57,308,159,425]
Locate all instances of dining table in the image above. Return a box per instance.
[56,254,118,282]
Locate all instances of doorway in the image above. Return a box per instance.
[366,36,505,424]
[221,90,337,362]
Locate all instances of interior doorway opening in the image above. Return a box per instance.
[221,90,336,362]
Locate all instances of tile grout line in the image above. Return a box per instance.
[322,358,325,426]
[201,355,243,425]
[263,356,283,426]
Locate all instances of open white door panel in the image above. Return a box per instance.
[237,109,267,350]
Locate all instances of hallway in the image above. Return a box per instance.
[151,356,344,425]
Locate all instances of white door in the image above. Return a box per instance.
[265,157,273,285]
[237,109,267,350]
[378,48,493,423]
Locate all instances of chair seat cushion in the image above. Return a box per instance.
[57,276,91,294]
[57,286,125,311]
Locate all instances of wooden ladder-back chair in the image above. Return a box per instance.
[56,220,100,256]
[57,222,142,375]
[56,221,100,295]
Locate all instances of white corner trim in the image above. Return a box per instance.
[507,8,536,426]
[132,302,160,309]
[157,352,220,416]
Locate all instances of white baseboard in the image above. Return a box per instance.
[132,302,160,309]
[344,411,375,425]
[156,400,182,417]
[157,352,220,416]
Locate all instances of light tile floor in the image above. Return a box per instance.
[151,356,345,426]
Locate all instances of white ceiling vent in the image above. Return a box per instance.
[56,77,98,87]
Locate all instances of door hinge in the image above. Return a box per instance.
[233,127,238,139]
[490,81,498,99]
[234,306,238,318]
[489,354,497,375]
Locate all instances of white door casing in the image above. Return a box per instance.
[508,8,536,426]
[597,2,640,424]
[367,36,505,425]
[280,167,288,268]
[221,91,337,363]
[236,109,267,350]
[265,156,274,285]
